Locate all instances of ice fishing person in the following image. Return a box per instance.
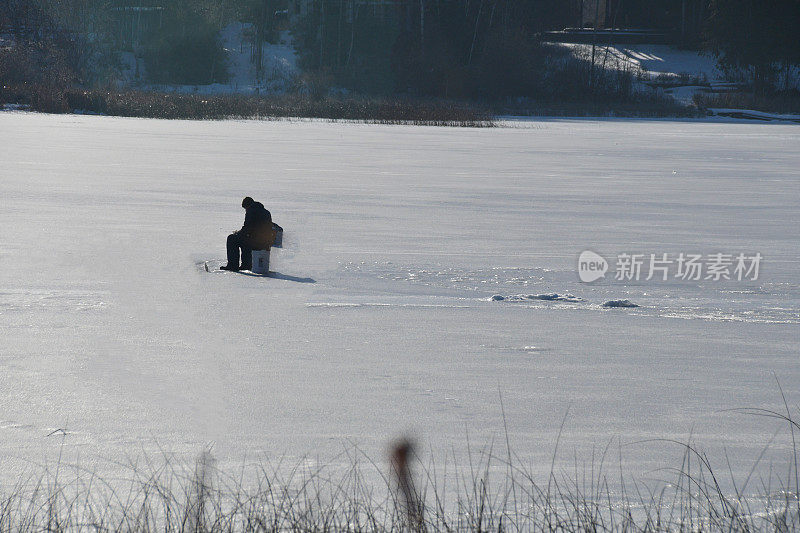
[221,197,274,271]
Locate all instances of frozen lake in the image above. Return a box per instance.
[1,112,798,502]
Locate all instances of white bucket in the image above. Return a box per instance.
[251,249,270,275]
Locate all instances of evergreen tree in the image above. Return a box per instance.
[141,1,229,84]
[707,0,800,93]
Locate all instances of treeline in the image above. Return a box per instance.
[292,0,680,99]
[292,0,800,99]
[1,0,799,103]
[0,0,115,88]
[293,0,657,99]
[706,0,800,94]
[0,0,280,87]
[293,1,569,97]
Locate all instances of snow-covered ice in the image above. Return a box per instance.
[0,112,798,501]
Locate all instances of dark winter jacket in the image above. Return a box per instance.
[240,201,274,248]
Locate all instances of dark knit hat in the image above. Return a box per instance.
[242,196,254,208]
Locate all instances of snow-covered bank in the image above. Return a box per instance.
[554,42,800,114]
[554,42,726,106]
[554,43,722,83]
[0,114,798,502]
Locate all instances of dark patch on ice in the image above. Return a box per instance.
[532,293,583,302]
[602,299,639,308]
[491,293,583,302]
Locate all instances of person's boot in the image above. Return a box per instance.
[220,263,239,271]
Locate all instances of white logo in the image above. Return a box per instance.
[578,250,608,282]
